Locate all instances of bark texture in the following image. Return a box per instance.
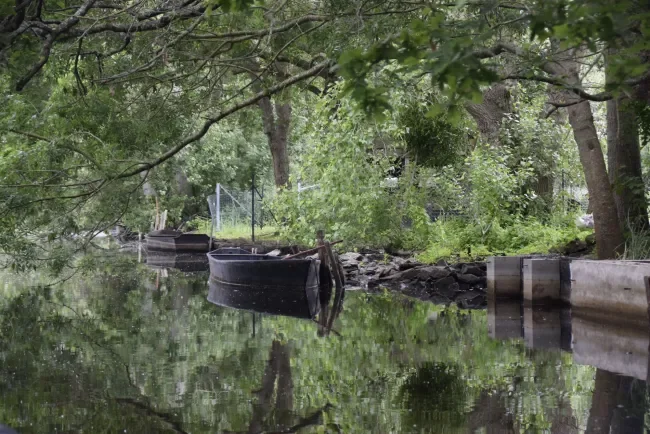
[552,52,624,259]
[465,83,512,145]
[258,96,292,188]
[567,99,625,258]
[607,95,649,233]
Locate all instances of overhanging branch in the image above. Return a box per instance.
[113,60,334,180]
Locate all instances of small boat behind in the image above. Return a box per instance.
[145,230,211,253]
[206,248,321,319]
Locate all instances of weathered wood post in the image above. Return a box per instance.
[325,241,345,333]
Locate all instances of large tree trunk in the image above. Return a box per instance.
[567,99,625,258]
[258,96,291,188]
[465,83,512,145]
[552,51,625,259]
[607,95,648,234]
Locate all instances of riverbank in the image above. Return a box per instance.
[337,252,488,310]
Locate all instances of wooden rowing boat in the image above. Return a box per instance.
[206,248,321,319]
[145,230,211,253]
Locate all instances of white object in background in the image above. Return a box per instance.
[575,214,594,229]
[380,177,398,188]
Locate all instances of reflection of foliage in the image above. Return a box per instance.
[398,363,467,430]
[0,260,596,433]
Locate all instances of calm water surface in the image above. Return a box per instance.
[0,255,646,433]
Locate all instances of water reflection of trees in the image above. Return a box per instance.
[243,340,332,434]
[0,262,610,433]
[398,363,468,430]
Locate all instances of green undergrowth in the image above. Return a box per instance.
[191,218,282,242]
[417,217,593,263]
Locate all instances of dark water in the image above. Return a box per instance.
[0,256,647,433]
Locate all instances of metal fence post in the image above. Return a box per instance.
[216,183,221,232]
[251,173,255,243]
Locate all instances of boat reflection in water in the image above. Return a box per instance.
[207,276,321,320]
[206,258,343,432]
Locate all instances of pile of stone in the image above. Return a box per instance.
[338,252,487,309]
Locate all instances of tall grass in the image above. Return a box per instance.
[191,217,281,241]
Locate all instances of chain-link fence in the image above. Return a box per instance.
[207,181,275,241]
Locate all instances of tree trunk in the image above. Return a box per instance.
[607,93,649,234]
[465,83,512,145]
[567,99,624,258]
[258,96,291,188]
[551,51,625,259]
[533,174,554,212]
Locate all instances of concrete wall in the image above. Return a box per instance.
[487,256,522,298]
[570,260,650,324]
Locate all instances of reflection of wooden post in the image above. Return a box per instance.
[325,241,345,333]
[316,230,329,336]
[643,276,650,399]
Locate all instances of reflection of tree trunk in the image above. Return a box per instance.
[275,341,294,427]
[258,97,291,188]
[465,84,511,145]
[248,341,282,434]
[467,391,515,433]
[550,396,579,434]
[248,340,294,434]
[609,376,643,434]
[585,369,620,434]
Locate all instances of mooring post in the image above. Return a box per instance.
[216,183,221,232]
[259,184,264,228]
[325,241,345,333]
[251,172,255,243]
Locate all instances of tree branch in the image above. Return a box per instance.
[113,60,334,180]
[16,0,98,91]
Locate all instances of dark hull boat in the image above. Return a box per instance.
[146,230,211,253]
[206,249,321,319]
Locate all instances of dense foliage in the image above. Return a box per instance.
[1,0,649,267]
